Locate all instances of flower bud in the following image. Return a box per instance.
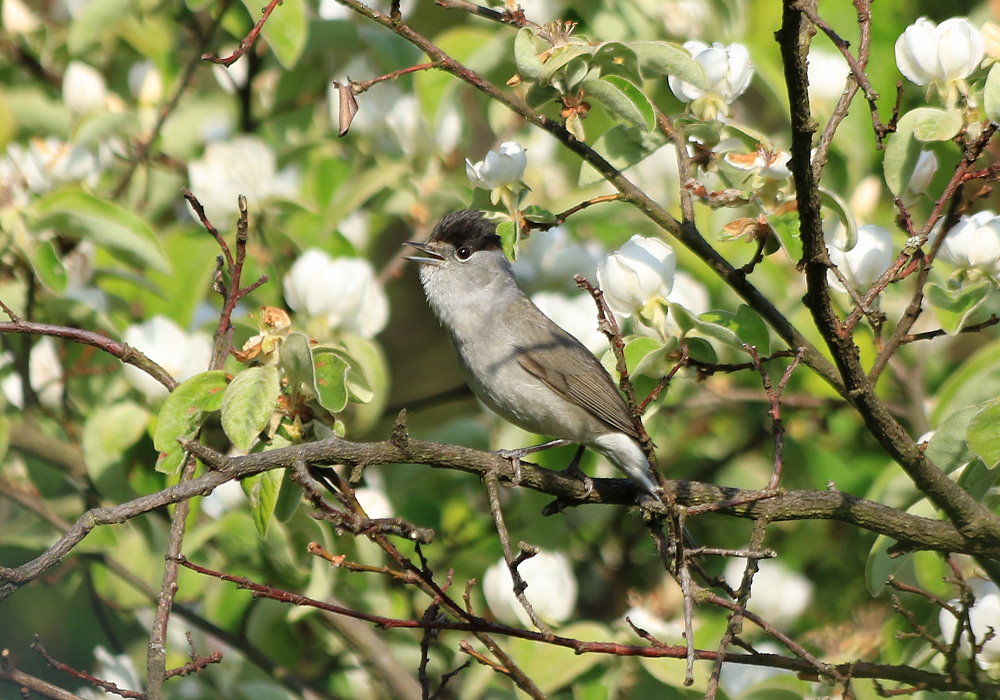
[465,141,527,190]
[895,17,984,87]
[597,235,676,317]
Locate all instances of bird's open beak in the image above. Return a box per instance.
[404,241,444,265]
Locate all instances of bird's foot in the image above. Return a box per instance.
[493,439,572,488]
[556,445,593,498]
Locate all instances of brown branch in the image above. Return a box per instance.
[0,317,177,391]
[201,0,283,66]
[0,648,85,700]
[174,556,994,693]
[5,433,999,603]
[524,193,627,232]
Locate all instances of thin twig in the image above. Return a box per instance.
[202,0,284,66]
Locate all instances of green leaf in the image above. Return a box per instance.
[497,220,517,261]
[33,189,169,273]
[29,239,68,294]
[866,535,912,597]
[583,76,654,131]
[578,125,667,186]
[312,347,350,414]
[541,44,594,84]
[241,0,306,69]
[221,366,280,453]
[524,81,559,109]
[819,187,857,252]
[508,622,606,694]
[986,64,1000,123]
[734,304,770,354]
[633,41,706,88]
[885,108,960,197]
[908,107,963,142]
[67,0,129,53]
[74,111,139,148]
[513,28,546,81]
[591,41,641,83]
[770,208,802,262]
[280,332,316,400]
[242,469,282,537]
[0,415,8,464]
[925,405,977,474]
[691,312,744,349]
[968,399,1000,468]
[521,205,556,224]
[684,336,717,364]
[153,371,229,455]
[83,401,150,481]
[924,281,991,336]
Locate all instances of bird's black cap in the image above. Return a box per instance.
[429,210,503,252]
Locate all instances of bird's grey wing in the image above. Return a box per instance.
[514,322,639,439]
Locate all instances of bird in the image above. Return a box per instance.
[406,209,660,496]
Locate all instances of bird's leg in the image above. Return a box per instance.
[494,439,572,486]
[556,445,594,497]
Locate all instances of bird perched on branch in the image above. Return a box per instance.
[406,209,660,496]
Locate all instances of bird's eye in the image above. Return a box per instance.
[456,246,472,260]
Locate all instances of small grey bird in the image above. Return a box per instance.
[406,209,660,495]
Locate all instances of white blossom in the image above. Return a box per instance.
[128,61,163,104]
[597,235,676,317]
[201,479,246,519]
[187,136,299,224]
[668,41,754,119]
[939,579,1000,673]
[895,17,984,89]
[932,211,1000,274]
[808,49,848,104]
[0,138,102,207]
[283,249,389,338]
[904,150,938,203]
[827,224,895,291]
[466,141,527,190]
[77,647,141,700]
[483,551,577,627]
[354,486,393,519]
[1,337,63,409]
[62,61,108,114]
[2,0,40,33]
[531,292,608,354]
[723,558,813,629]
[122,316,213,400]
[512,225,603,294]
